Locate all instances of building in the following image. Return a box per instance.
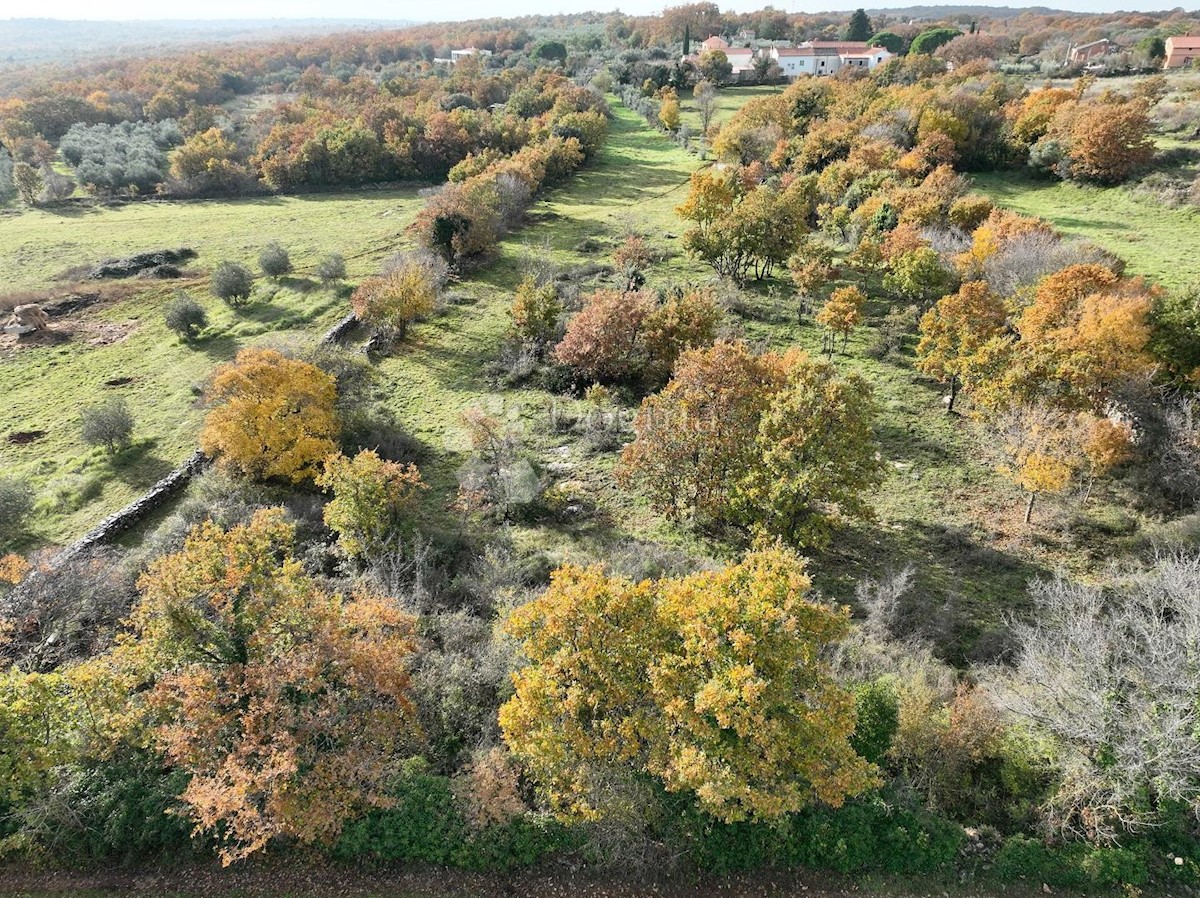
[1067,38,1116,64]
[769,42,892,79]
[688,35,757,76]
[1164,34,1200,69]
[700,35,730,51]
[449,47,493,64]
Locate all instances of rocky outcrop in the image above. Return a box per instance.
[320,311,359,345]
[87,248,197,280]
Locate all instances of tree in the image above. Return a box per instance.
[200,348,340,483]
[553,288,720,387]
[0,477,35,546]
[12,162,42,205]
[916,281,1008,412]
[500,547,877,823]
[815,286,866,354]
[693,80,718,135]
[317,450,426,560]
[846,9,873,42]
[168,127,252,195]
[124,509,419,862]
[351,259,438,341]
[883,247,955,306]
[509,275,562,347]
[1056,100,1155,186]
[788,239,835,323]
[869,31,904,54]
[258,241,292,279]
[697,49,733,84]
[909,28,962,56]
[993,402,1084,523]
[164,292,208,340]
[317,253,347,284]
[618,341,784,525]
[79,398,134,453]
[618,341,881,544]
[737,357,885,547]
[533,40,568,63]
[210,261,254,306]
[990,554,1200,842]
[658,87,681,132]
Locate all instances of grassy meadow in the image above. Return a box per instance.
[1,93,1183,658]
[972,169,1200,293]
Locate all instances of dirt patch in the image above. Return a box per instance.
[7,430,47,445]
[0,328,71,352]
[83,321,136,347]
[103,376,135,388]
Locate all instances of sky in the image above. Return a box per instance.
[4,0,1189,20]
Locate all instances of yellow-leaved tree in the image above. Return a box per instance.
[916,280,1008,412]
[200,348,339,483]
[499,547,877,823]
[317,450,426,560]
[815,285,866,354]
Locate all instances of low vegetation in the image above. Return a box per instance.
[2,4,1200,895]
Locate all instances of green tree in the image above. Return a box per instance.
[869,31,904,54]
[317,450,426,560]
[846,9,873,42]
[910,28,962,55]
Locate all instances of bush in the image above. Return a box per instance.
[258,241,292,278]
[851,680,900,764]
[317,253,347,284]
[0,477,35,544]
[994,835,1150,888]
[163,293,207,339]
[80,398,134,453]
[335,760,575,870]
[668,792,963,875]
[210,261,254,305]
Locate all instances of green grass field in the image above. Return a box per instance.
[971,170,1200,293]
[1,93,1175,658]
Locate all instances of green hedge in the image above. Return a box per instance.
[334,761,577,871]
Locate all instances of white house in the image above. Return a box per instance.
[769,42,892,79]
[449,47,493,64]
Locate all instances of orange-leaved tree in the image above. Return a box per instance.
[123,508,419,863]
[200,347,339,483]
[500,547,876,823]
[815,285,866,354]
[916,280,1008,412]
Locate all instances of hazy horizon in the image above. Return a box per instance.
[4,0,1195,23]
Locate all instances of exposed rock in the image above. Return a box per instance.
[87,247,197,280]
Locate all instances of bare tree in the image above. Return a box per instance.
[693,80,718,136]
[988,553,1200,842]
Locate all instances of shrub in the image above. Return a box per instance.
[317,253,347,284]
[258,241,292,278]
[352,258,439,342]
[0,477,35,544]
[210,261,254,305]
[163,292,207,339]
[994,835,1150,888]
[335,759,575,871]
[80,398,134,453]
[851,680,900,765]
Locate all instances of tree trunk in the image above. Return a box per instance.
[948,375,958,413]
[1024,491,1036,524]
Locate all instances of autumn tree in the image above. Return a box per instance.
[1041,98,1155,186]
[994,402,1085,523]
[916,281,1008,412]
[815,286,866,354]
[618,342,882,544]
[883,247,956,307]
[697,49,733,84]
[12,162,42,205]
[618,341,783,525]
[554,288,721,387]
[200,348,339,483]
[351,258,438,341]
[123,509,419,862]
[500,547,877,823]
[788,238,835,323]
[736,358,885,547]
[318,450,426,560]
[509,275,562,348]
[658,87,681,132]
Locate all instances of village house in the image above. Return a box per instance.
[449,47,492,64]
[1067,38,1117,64]
[770,41,892,79]
[1164,34,1200,69]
